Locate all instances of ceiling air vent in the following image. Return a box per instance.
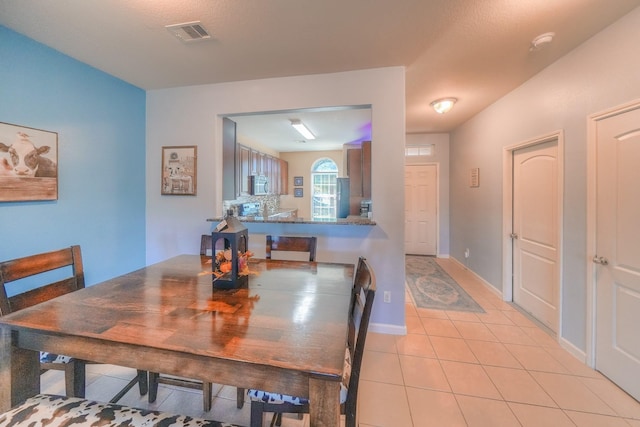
[165,21,211,43]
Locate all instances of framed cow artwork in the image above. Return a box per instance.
[161,145,197,196]
[0,122,58,202]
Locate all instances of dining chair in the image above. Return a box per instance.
[149,235,319,411]
[149,233,215,411]
[148,372,214,411]
[0,245,148,401]
[200,234,212,256]
[265,235,317,261]
[231,234,319,410]
[246,256,376,427]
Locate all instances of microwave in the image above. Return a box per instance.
[250,175,269,195]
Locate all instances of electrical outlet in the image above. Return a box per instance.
[383,291,391,303]
[464,248,470,259]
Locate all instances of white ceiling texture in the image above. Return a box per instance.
[1,0,638,150]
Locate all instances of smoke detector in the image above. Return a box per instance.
[165,21,211,43]
[529,32,555,51]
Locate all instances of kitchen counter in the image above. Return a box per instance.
[207,215,375,226]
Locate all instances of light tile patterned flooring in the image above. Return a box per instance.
[41,257,640,426]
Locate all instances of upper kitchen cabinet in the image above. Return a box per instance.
[347,141,371,199]
[279,158,288,195]
[237,144,251,195]
[235,143,288,196]
[222,118,237,200]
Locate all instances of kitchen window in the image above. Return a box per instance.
[311,158,338,221]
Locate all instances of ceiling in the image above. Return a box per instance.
[1,0,639,136]
[230,107,372,152]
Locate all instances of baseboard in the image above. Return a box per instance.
[559,336,590,366]
[369,322,406,336]
[448,256,502,298]
[446,257,590,364]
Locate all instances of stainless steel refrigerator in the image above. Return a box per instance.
[337,177,350,218]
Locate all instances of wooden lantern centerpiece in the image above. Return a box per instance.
[211,216,249,289]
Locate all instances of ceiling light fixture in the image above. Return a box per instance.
[430,98,457,114]
[290,119,315,140]
[529,32,555,51]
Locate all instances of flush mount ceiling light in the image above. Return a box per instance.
[165,21,211,43]
[290,119,315,140]
[529,32,555,51]
[430,98,457,114]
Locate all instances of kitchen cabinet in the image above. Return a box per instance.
[280,159,288,195]
[347,141,371,199]
[249,149,258,175]
[222,118,237,200]
[362,140,371,198]
[237,145,251,195]
[235,144,288,196]
[347,148,363,197]
[269,156,279,195]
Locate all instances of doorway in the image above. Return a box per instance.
[405,164,437,255]
[588,102,640,401]
[502,132,563,334]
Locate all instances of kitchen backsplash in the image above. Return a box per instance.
[223,194,280,217]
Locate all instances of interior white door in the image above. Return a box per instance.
[405,164,437,255]
[595,106,640,401]
[512,141,559,332]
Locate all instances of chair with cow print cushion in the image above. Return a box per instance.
[247,256,376,427]
[0,394,243,427]
[0,246,148,401]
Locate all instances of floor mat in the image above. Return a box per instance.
[405,255,484,313]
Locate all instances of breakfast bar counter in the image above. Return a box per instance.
[207,215,375,226]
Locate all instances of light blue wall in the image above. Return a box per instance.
[0,26,146,286]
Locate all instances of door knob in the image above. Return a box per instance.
[592,255,609,265]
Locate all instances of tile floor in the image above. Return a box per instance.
[41,257,640,426]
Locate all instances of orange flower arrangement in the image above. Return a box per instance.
[213,249,253,278]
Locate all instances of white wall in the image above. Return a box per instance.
[405,133,450,256]
[146,67,406,334]
[450,6,640,351]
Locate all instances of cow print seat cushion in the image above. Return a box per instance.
[0,394,242,427]
[248,347,351,406]
[40,352,73,364]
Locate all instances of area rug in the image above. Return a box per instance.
[406,255,485,313]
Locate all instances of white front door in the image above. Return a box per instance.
[594,106,640,401]
[405,164,437,255]
[512,141,560,332]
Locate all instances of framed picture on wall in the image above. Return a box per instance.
[294,176,303,186]
[0,122,58,202]
[294,188,303,197]
[161,145,197,195]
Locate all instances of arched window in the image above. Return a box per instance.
[311,158,338,221]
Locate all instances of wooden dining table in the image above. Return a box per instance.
[0,255,355,426]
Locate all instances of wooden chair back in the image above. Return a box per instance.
[200,234,212,256]
[265,235,317,261]
[0,246,149,400]
[344,256,376,427]
[0,245,85,316]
